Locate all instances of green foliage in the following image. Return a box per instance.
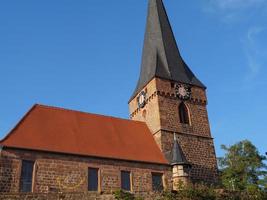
[156,185,267,200]
[113,190,136,200]
[217,189,267,200]
[218,140,267,191]
[161,184,217,200]
[113,184,267,200]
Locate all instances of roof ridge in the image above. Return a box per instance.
[34,104,145,124]
[0,104,146,144]
[5,145,168,165]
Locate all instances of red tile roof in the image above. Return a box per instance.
[0,104,168,165]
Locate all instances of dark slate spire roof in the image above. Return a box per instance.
[130,0,205,101]
[172,133,190,166]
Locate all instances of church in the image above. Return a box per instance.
[0,0,218,194]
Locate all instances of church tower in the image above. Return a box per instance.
[129,0,218,183]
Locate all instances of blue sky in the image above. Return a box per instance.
[0,0,266,158]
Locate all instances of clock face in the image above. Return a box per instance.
[137,91,146,108]
[175,84,191,100]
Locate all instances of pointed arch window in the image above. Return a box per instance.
[179,102,190,124]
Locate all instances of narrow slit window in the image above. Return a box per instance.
[121,171,131,191]
[20,160,34,192]
[88,168,99,191]
[179,102,190,124]
[152,173,163,191]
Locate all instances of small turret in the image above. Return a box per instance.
[171,133,191,189]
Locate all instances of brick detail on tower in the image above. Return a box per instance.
[129,78,218,183]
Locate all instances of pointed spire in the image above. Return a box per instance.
[172,133,190,166]
[130,0,205,101]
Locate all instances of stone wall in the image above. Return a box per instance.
[129,78,218,183]
[161,131,218,183]
[0,192,166,200]
[0,192,162,200]
[0,192,164,200]
[129,78,211,138]
[0,155,20,193]
[0,148,172,194]
[129,78,161,134]
[0,193,114,200]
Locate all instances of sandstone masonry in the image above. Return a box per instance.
[0,148,172,194]
[129,78,218,183]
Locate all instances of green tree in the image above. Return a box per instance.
[219,140,267,191]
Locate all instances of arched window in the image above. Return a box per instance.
[179,102,190,124]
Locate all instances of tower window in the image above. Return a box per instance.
[88,168,99,191]
[152,173,163,191]
[179,102,190,124]
[121,171,131,191]
[20,160,34,192]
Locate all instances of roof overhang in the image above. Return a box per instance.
[2,145,170,166]
[171,161,192,168]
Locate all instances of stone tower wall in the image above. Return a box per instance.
[129,78,218,183]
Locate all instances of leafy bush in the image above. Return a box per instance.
[160,186,267,200]
[112,184,267,200]
[113,190,135,200]
[160,184,217,200]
